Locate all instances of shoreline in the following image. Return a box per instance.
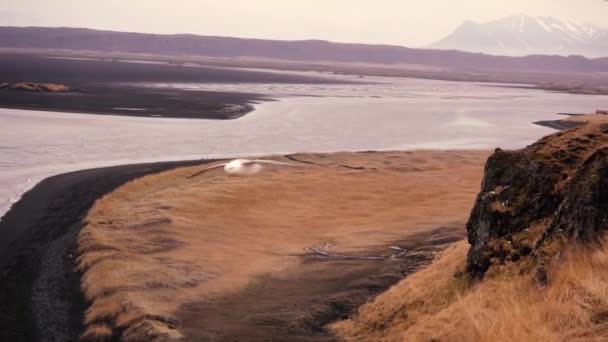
[4,48,608,92]
[0,88,266,120]
[533,113,604,131]
[0,52,353,120]
[489,84,608,96]
[0,159,212,341]
[0,101,259,120]
[533,119,587,131]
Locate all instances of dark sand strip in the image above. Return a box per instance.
[0,159,211,341]
[0,89,266,120]
[534,119,587,131]
[0,53,355,120]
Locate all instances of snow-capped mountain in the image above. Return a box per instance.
[431,15,608,58]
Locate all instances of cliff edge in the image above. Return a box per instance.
[467,120,608,278]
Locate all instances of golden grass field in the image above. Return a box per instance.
[332,237,608,342]
[76,150,488,340]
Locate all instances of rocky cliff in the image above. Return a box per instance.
[466,120,608,278]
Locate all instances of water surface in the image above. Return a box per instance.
[1,75,607,219]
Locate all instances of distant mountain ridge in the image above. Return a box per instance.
[2,26,608,73]
[432,15,608,58]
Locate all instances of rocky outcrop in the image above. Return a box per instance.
[466,121,608,278]
[7,82,71,92]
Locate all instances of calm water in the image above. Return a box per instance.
[1,74,607,219]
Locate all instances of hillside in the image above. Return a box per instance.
[2,26,608,73]
[332,116,608,341]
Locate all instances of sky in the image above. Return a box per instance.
[1,0,607,47]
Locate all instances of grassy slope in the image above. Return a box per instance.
[333,117,608,341]
[332,238,608,341]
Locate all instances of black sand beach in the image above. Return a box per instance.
[0,159,211,341]
[534,119,587,131]
[0,53,352,119]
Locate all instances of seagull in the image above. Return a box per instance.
[188,158,301,178]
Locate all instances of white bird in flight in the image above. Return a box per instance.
[188,158,301,178]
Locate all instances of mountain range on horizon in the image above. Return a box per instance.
[2,23,608,75]
[431,15,607,58]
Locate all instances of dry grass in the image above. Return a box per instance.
[75,151,487,340]
[332,237,608,342]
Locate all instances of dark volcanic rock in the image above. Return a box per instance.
[466,148,562,277]
[466,121,608,278]
[544,147,608,241]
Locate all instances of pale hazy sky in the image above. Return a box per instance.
[1,0,606,47]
